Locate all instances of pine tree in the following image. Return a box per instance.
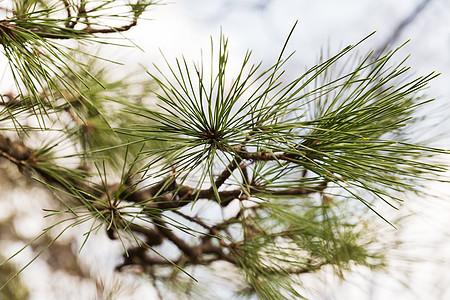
[0,1,448,299]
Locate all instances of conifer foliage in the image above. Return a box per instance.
[0,1,447,299]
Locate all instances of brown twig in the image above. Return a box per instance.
[0,127,328,277]
[373,0,434,57]
[61,0,72,28]
[152,217,200,261]
[0,135,34,170]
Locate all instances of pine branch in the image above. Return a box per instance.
[1,1,154,39]
[1,9,448,298]
[0,135,34,167]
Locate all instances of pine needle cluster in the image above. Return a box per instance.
[0,2,448,299]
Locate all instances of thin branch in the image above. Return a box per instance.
[261,261,328,276]
[257,182,328,196]
[231,147,297,163]
[212,155,243,191]
[116,247,220,270]
[0,134,34,167]
[373,0,434,57]
[61,0,72,28]
[152,217,200,261]
[127,223,163,246]
[1,2,145,40]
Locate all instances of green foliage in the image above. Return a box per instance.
[0,257,29,300]
[0,0,154,127]
[0,2,448,299]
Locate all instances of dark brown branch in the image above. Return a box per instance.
[1,92,54,110]
[67,1,86,29]
[373,0,434,57]
[261,261,328,276]
[0,2,143,40]
[127,223,163,246]
[0,132,328,277]
[234,148,297,163]
[30,20,140,39]
[116,247,221,270]
[85,19,138,35]
[1,90,86,123]
[212,156,243,191]
[185,181,327,207]
[241,163,250,185]
[61,0,72,28]
[152,217,200,261]
[258,182,328,196]
[171,210,237,263]
[124,174,327,211]
[1,92,15,105]
[117,234,239,271]
[0,134,34,168]
[172,210,211,231]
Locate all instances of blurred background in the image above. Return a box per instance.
[1,0,450,299]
